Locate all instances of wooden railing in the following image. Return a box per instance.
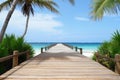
[95,52,120,75]
[115,54,120,74]
[62,43,73,49]
[0,50,30,68]
[47,43,57,49]
[40,43,57,53]
[74,46,83,54]
[62,43,83,54]
[40,43,83,54]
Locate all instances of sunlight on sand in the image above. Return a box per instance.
[34,49,95,58]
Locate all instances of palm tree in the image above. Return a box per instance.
[21,0,74,38]
[0,0,74,42]
[91,0,120,20]
[21,0,59,38]
[0,0,59,39]
[0,0,18,43]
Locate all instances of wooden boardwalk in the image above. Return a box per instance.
[0,44,120,80]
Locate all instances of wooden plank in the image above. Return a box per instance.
[0,44,120,80]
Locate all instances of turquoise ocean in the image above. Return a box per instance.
[29,43,101,57]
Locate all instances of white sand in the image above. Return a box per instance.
[33,44,96,58]
[47,44,75,53]
[82,51,95,58]
[76,49,96,58]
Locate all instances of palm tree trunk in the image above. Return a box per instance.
[0,0,18,43]
[22,15,29,38]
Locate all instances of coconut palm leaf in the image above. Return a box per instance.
[69,0,75,5]
[22,2,34,16]
[91,0,120,20]
[34,0,59,13]
[0,0,13,11]
[21,0,59,38]
[0,0,75,40]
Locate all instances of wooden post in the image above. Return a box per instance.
[13,50,18,67]
[45,47,47,51]
[94,52,99,62]
[41,48,43,53]
[115,54,120,74]
[79,48,82,54]
[26,50,30,60]
[75,47,77,52]
[72,46,74,49]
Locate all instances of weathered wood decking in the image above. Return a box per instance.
[0,44,120,80]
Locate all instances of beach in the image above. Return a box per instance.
[34,49,95,58]
[30,43,100,58]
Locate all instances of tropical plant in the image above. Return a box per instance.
[0,0,59,40]
[0,34,34,57]
[93,30,120,71]
[97,41,110,56]
[91,0,120,20]
[0,34,34,74]
[21,0,60,38]
[109,30,120,58]
[0,0,18,43]
[0,0,75,42]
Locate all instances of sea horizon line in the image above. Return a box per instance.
[28,42,102,44]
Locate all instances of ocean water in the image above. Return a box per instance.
[67,43,101,51]
[29,43,101,57]
[29,43,53,56]
[66,43,101,58]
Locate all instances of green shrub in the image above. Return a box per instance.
[0,34,34,74]
[93,30,120,71]
[97,41,110,56]
[109,30,120,58]
[92,54,96,61]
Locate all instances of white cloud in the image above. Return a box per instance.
[29,13,62,32]
[75,17,89,21]
[0,10,63,36]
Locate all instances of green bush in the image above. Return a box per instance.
[93,30,120,71]
[97,41,110,56]
[0,34,34,74]
[109,30,120,58]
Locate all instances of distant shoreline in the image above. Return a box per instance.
[30,43,100,58]
[28,42,102,44]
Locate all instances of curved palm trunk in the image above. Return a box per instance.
[22,15,29,38]
[0,0,18,43]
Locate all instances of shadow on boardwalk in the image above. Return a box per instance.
[33,52,85,61]
[1,44,120,80]
[0,60,32,80]
[0,51,83,79]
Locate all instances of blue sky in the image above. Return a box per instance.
[0,0,120,42]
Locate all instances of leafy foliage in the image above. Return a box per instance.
[109,30,120,57]
[93,30,120,71]
[0,34,34,74]
[91,0,120,20]
[98,41,110,56]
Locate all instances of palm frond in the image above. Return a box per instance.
[17,0,24,7]
[69,0,75,5]
[62,0,75,5]
[22,1,34,16]
[91,0,118,20]
[34,0,59,14]
[0,0,13,12]
[43,1,59,13]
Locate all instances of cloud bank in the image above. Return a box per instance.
[75,17,89,21]
[0,10,63,36]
